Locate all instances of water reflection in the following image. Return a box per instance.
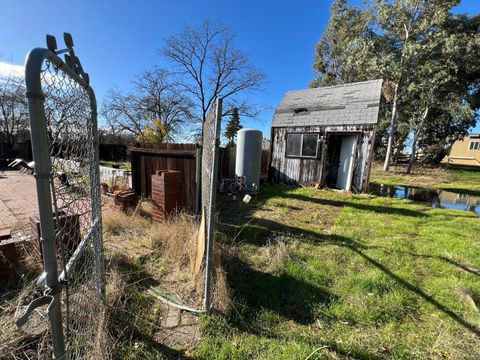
[369,183,480,216]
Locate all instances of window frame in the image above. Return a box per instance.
[285,133,320,159]
[469,141,480,151]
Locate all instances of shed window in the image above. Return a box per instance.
[469,141,480,151]
[286,133,319,158]
[286,134,302,156]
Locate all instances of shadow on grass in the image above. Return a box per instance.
[107,254,191,359]
[366,247,480,277]
[115,330,189,360]
[418,254,480,276]
[223,257,386,360]
[335,235,480,336]
[226,255,334,325]
[218,186,427,247]
[281,192,429,218]
[219,192,480,337]
[219,186,479,336]
[272,218,480,336]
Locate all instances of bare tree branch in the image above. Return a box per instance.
[161,19,267,124]
[101,67,195,143]
[0,71,29,152]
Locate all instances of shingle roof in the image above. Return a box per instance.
[272,79,383,128]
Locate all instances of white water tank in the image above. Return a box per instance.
[235,128,263,192]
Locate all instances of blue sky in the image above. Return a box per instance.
[1,0,479,139]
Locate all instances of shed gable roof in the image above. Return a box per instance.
[272,79,383,128]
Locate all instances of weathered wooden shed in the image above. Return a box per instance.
[269,79,383,192]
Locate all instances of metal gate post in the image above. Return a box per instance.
[25,48,66,359]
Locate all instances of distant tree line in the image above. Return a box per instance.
[312,0,480,172]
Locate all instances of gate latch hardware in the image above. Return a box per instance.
[16,282,58,328]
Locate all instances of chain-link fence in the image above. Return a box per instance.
[201,98,222,312]
[18,34,106,359]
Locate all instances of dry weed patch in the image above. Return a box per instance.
[102,208,230,356]
[0,280,51,359]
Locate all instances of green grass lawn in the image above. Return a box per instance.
[194,185,480,359]
[370,162,480,193]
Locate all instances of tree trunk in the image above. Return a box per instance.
[432,143,452,164]
[393,132,409,163]
[407,107,429,174]
[383,82,400,171]
[383,21,413,172]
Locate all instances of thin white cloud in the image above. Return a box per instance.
[0,61,24,79]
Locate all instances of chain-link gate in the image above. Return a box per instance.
[17,33,105,359]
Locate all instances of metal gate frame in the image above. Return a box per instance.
[19,33,104,360]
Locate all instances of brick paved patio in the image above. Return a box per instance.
[0,170,38,231]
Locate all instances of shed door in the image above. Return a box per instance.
[336,135,356,191]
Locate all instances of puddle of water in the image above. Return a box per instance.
[369,183,480,216]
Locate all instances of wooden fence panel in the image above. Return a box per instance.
[130,144,197,212]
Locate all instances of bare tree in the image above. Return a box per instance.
[102,67,195,142]
[0,72,29,151]
[161,20,267,124]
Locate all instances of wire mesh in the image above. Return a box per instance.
[40,60,106,359]
[201,99,222,311]
[201,111,214,212]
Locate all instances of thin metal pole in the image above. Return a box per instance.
[203,98,222,313]
[25,49,66,360]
